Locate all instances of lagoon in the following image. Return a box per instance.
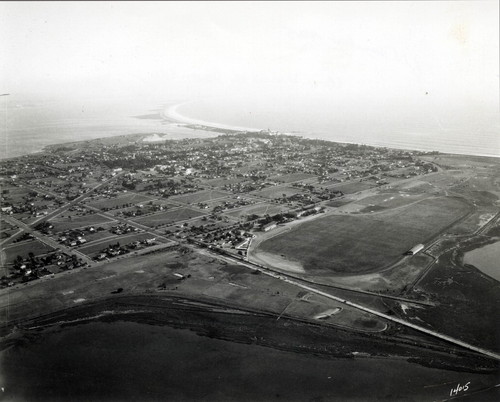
[464,241,500,282]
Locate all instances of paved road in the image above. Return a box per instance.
[1,173,125,246]
[4,167,498,360]
[83,205,173,243]
[31,172,125,226]
[2,215,93,265]
[1,173,126,263]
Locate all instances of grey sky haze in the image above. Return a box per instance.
[1,1,498,120]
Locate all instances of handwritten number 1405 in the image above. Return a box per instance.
[450,382,470,397]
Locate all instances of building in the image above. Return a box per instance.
[407,244,424,255]
[261,221,277,232]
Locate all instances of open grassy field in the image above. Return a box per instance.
[132,207,207,227]
[88,193,154,210]
[224,203,289,219]
[0,219,18,239]
[81,229,118,243]
[199,196,256,210]
[78,233,161,257]
[251,186,304,199]
[49,214,115,232]
[325,181,376,194]
[204,177,247,188]
[446,206,498,235]
[268,173,316,183]
[169,190,229,204]
[107,201,178,216]
[354,192,433,213]
[356,192,429,210]
[284,293,387,332]
[1,186,32,204]
[325,199,353,208]
[2,240,54,263]
[255,196,470,275]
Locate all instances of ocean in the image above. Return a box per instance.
[1,95,498,160]
[174,98,500,157]
[0,95,178,160]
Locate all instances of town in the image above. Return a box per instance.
[1,128,499,401]
[0,131,438,287]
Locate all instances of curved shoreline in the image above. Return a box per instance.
[164,101,500,158]
[165,101,263,133]
[3,294,497,380]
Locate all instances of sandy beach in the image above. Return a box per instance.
[165,102,263,133]
[163,100,500,158]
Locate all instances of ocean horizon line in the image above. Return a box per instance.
[164,102,500,159]
[1,100,498,160]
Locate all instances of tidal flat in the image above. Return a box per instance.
[2,303,499,402]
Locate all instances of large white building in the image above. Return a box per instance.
[261,222,277,232]
[407,244,425,255]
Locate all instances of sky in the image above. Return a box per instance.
[1,1,499,116]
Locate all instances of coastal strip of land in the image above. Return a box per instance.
[164,102,263,133]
